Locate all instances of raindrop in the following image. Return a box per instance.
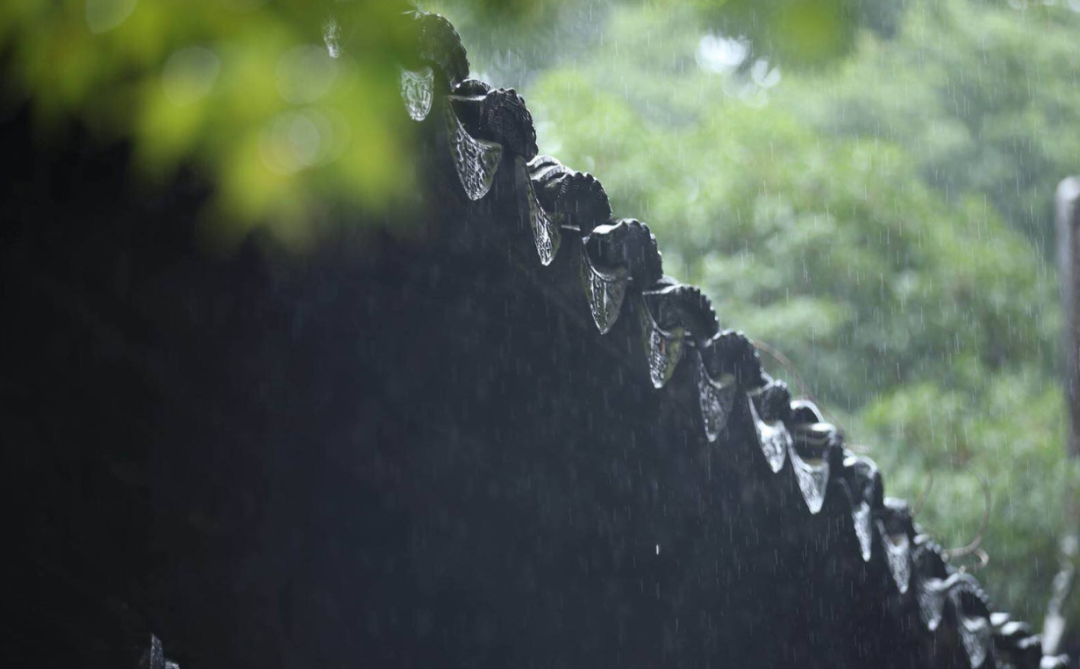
[515,157,560,265]
[696,353,736,443]
[748,397,789,473]
[400,67,435,122]
[443,104,503,201]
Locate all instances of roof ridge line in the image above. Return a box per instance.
[395,10,1067,668]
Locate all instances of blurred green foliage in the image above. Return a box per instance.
[0,0,418,247]
[0,0,915,244]
[460,0,1080,627]
[433,0,907,90]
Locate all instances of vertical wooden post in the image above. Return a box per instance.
[1058,177,1080,457]
[1044,177,1080,657]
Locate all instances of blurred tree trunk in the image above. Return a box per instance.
[1059,177,1080,459]
[1044,177,1080,658]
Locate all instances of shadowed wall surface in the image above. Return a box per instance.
[0,12,1062,666]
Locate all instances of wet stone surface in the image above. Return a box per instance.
[400,66,435,122]
[580,246,628,335]
[696,353,737,443]
[638,295,684,389]
[515,156,559,266]
[444,103,502,201]
[789,444,830,515]
[749,397,790,473]
[880,523,912,595]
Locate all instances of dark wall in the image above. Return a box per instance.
[0,99,981,669]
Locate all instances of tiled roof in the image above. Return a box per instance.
[399,9,1070,669]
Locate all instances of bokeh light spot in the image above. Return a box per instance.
[85,0,139,34]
